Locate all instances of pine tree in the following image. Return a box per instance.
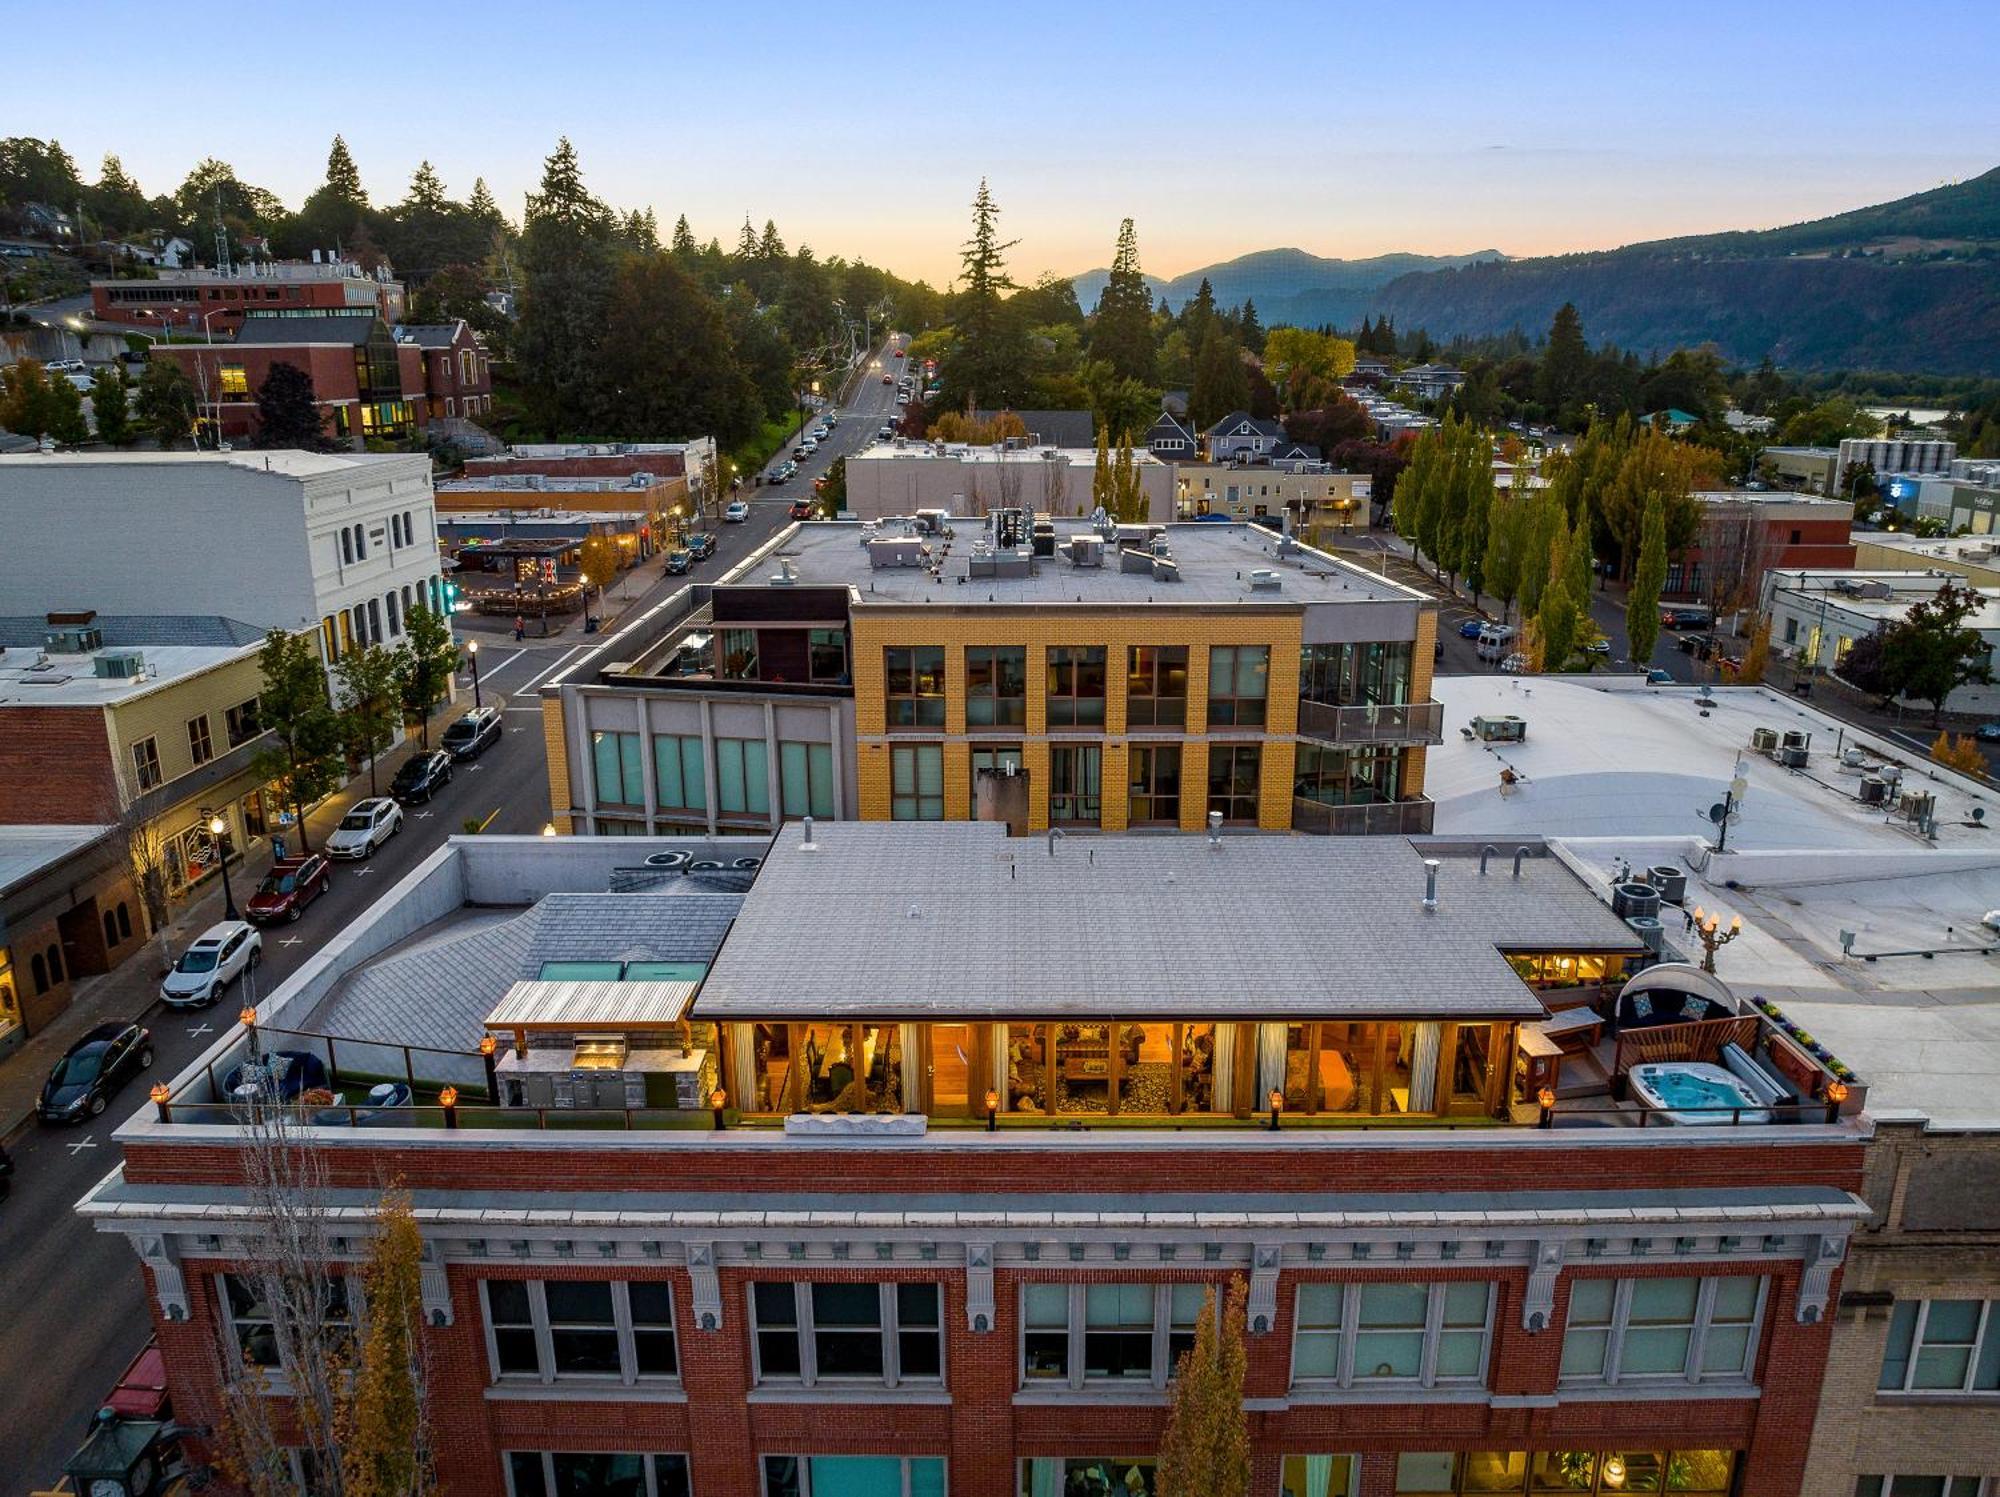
[1238,297,1263,353]
[757,219,785,259]
[671,214,696,255]
[1537,302,1590,420]
[1156,1279,1250,1497]
[514,138,616,435]
[404,160,447,214]
[1188,327,1249,431]
[323,134,366,206]
[1091,217,1156,384]
[1181,277,1217,347]
[949,179,1026,410]
[1626,490,1667,668]
[1091,426,1112,516]
[466,177,502,226]
[736,216,758,259]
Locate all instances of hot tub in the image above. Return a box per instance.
[1628,1061,1772,1125]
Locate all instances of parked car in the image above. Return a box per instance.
[792,445,811,460]
[1457,618,1486,640]
[390,749,454,805]
[877,423,894,438]
[39,1020,154,1122]
[325,797,403,860]
[221,1049,329,1105]
[1475,624,1518,662]
[789,499,813,520]
[442,706,503,760]
[882,373,893,384]
[246,854,331,924]
[686,532,716,560]
[662,548,693,575]
[160,921,262,1008]
[1646,668,1676,684]
[1582,637,1611,655]
[723,500,751,523]
[1976,722,2000,743]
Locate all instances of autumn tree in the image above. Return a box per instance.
[1263,327,1357,412]
[579,533,623,610]
[394,603,460,748]
[1881,580,1996,725]
[1737,617,1772,684]
[1931,732,1987,776]
[1627,491,1668,668]
[1156,1278,1250,1497]
[1483,492,1531,622]
[342,1190,435,1497]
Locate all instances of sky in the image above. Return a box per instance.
[13,0,1999,287]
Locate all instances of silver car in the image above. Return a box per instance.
[160,921,262,1008]
[325,797,403,860]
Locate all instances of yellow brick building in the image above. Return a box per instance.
[546,517,1441,839]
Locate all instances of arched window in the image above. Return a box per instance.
[117,902,133,940]
[103,910,119,949]
[47,943,64,983]
[30,953,47,994]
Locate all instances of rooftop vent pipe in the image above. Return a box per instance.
[1047,826,1066,858]
[1207,810,1224,846]
[1479,843,1499,875]
[1422,858,1441,913]
[1513,846,1530,878]
[800,816,817,850]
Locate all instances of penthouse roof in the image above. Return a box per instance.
[753,520,1421,609]
[694,822,1644,1020]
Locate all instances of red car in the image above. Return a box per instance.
[789,499,814,519]
[246,854,332,924]
[893,349,905,358]
[882,373,893,384]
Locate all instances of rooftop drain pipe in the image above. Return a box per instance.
[801,816,817,850]
[1207,810,1224,846]
[1479,843,1499,875]
[1422,857,1441,913]
[1513,846,1531,878]
[1047,826,1066,857]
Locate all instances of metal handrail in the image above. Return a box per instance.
[1296,698,1445,745]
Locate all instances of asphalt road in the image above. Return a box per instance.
[750,335,906,503]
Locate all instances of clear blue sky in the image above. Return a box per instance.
[18,0,1997,285]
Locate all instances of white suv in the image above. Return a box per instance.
[160,921,262,1008]
[325,797,403,860]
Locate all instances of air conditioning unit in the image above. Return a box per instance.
[93,648,146,680]
[45,625,102,655]
[1750,728,1779,753]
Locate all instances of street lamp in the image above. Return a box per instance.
[208,813,239,922]
[466,638,482,709]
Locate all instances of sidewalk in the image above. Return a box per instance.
[0,694,486,1147]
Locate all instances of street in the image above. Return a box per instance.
[0,350,902,1491]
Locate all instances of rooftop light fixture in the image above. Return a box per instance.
[1268,1089,1284,1131]
[151,1082,172,1123]
[984,1089,1000,1132]
[710,1087,729,1131]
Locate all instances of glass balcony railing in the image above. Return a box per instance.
[1296,698,1444,745]
[1291,795,1436,836]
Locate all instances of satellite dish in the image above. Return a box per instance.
[1708,802,1729,824]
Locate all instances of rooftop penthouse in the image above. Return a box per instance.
[132,823,1861,1138]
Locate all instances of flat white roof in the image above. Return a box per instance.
[0,450,410,478]
[0,641,259,706]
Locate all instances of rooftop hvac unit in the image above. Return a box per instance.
[1750,727,1779,754]
[1065,535,1104,567]
[1776,746,1809,769]
[1858,775,1888,805]
[1625,914,1664,955]
[1897,789,1933,820]
[866,537,924,569]
[44,625,102,655]
[1780,730,1810,752]
[1647,865,1688,905]
[1118,546,1155,574]
[92,648,146,680]
[1611,881,1662,920]
[1248,568,1283,591]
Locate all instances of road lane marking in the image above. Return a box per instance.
[519,646,588,694]
[354,868,376,877]
[280,936,305,947]
[67,1136,98,1155]
[475,806,502,832]
[414,811,433,819]
[186,1023,214,1037]
[469,648,526,681]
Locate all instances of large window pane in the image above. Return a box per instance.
[549,1453,645,1497]
[891,744,944,820]
[545,1281,618,1376]
[1353,1283,1426,1379]
[716,738,770,816]
[1622,1278,1698,1376]
[812,1282,886,1379]
[1084,1282,1154,1379]
[1046,646,1107,726]
[1023,1283,1069,1379]
[1913,1301,1981,1389]
[1049,745,1101,824]
[967,646,1027,726]
[886,646,946,727]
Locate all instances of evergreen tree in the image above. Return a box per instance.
[947,179,1027,409]
[1537,302,1590,420]
[671,214,696,255]
[757,219,785,259]
[323,134,366,205]
[1180,277,1217,348]
[736,216,758,259]
[466,176,504,228]
[1091,218,1156,384]
[1188,327,1249,431]
[254,361,325,449]
[514,137,616,435]
[599,254,762,449]
[1091,427,1112,516]
[1238,297,1263,354]
[1626,491,1667,669]
[91,152,150,234]
[404,160,446,214]
[91,365,132,446]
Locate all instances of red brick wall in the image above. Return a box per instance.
[151,1251,1833,1497]
[0,705,117,822]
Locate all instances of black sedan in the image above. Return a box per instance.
[390,748,454,804]
[39,1020,154,1122]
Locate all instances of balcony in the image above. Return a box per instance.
[1296,698,1444,745]
[1291,795,1435,835]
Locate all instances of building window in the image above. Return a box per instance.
[1879,1299,2000,1393]
[654,735,706,811]
[219,364,248,397]
[764,1456,947,1497]
[225,698,262,747]
[1020,1461,1151,1497]
[132,736,162,791]
[1560,1276,1765,1385]
[1207,744,1261,823]
[1855,1479,1988,1497]
[1292,1282,1493,1387]
[389,512,402,548]
[1296,744,1401,808]
[890,744,944,820]
[966,646,1027,727]
[1281,1456,1358,1497]
[222,1272,352,1372]
[1021,1282,1208,1389]
[1127,745,1182,825]
[591,731,644,806]
[187,713,214,767]
[505,1453,690,1497]
[1208,644,1272,724]
[1045,646,1107,726]
[1126,646,1188,727]
[385,590,401,636]
[715,738,771,817]
[969,744,1024,813]
[722,628,760,679]
[779,741,836,818]
[404,509,415,547]
[367,598,383,643]
[480,1279,678,1385]
[1049,744,1102,825]
[749,1281,943,1387]
[809,628,848,682]
[1396,1451,1735,1497]
[884,646,946,727]
[354,523,367,560]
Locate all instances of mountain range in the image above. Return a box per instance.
[1072,169,2000,374]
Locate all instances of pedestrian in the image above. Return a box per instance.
[513,613,526,642]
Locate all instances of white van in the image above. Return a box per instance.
[1475,624,1518,662]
